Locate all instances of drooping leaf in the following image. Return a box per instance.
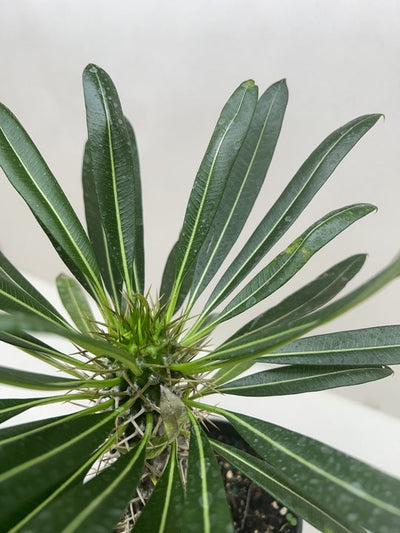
[203,114,381,315]
[216,203,375,324]
[134,444,184,533]
[23,421,150,533]
[0,104,104,299]
[56,274,96,334]
[218,364,392,396]
[180,414,233,533]
[188,79,288,307]
[169,80,258,315]
[211,440,364,533]
[0,411,116,531]
[220,409,400,533]
[83,64,144,296]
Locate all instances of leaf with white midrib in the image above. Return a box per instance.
[221,409,400,533]
[57,274,96,334]
[169,80,258,314]
[0,103,103,298]
[203,114,381,315]
[218,365,392,396]
[211,440,365,533]
[188,79,288,307]
[216,203,374,324]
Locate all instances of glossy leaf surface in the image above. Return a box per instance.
[56,274,95,334]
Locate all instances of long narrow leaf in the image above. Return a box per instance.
[203,114,381,315]
[134,444,184,533]
[188,79,288,306]
[0,411,116,531]
[169,80,258,315]
[0,104,103,298]
[211,440,364,533]
[220,409,400,533]
[82,141,123,306]
[218,365,392,396]
[231,253,366,340]
[217,203,375,323]
[83,64,143,296]
[181,413,233,533]
[160,238,195,310]
[23,419,150,533]
[56,274,96,334]
[260,325,400,366]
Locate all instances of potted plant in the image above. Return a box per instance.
[0,64,399,533]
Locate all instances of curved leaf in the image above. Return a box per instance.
[0,411,116,531]
[83,64,144,296]
[221,409,400,533]
[211,440,363,533]
[168,80,258,316]
[217,203,375,323]
[203,114,381,315]
[218,365,392,396]
[188,79,288,306]
[0,104,103,298]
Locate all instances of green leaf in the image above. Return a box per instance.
[0,104,103,299]
[218,365,392,396]
[261,325,400,366]
[56,274,95,334]
[0,394,90,424]
[203,114,381,315]
[160,238,195,310]
[0,365,119,391]
[24,422,149,533]
[0,411,116,531]
[169,80,258,315]
[82,141,123,307]
[211,440,363,533]
[0,250,66,324]
[83,64,144,296]
[188,79,288,307]
[181,413,233,533]
[231,254,366,340]
[220,410,400,533]
[134,444,184,533]
[217,203,375,323]
[205,253,400,365]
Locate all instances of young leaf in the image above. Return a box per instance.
[169,80,258,315]
[56,274,96,334]
[0,412,116,532]
[221,409,400,533]
[211,440,364,533]
[188,79,288,306]
[203,114,381,314]
[181,413,233,533]
[261,325,400,366]
[218,365,392,396]
[217,203,375,323]
[0,104,103,298]
[83,64,144,296]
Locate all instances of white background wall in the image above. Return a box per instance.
[1,0,400,416]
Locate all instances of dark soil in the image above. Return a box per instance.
[206,420,301,533]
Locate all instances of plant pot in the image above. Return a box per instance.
[205,418,302,533]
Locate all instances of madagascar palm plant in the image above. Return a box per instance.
[0,64,399,533]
